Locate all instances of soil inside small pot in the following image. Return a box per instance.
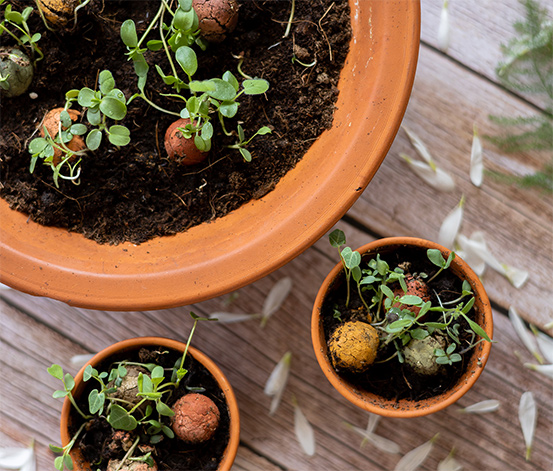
[0,0,351,245]
[69,346,231,471]
[321,245,482,403]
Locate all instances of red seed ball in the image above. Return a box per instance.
[164,118,208,165]
[40,107,86,165]
[392,275,430,317]
[171,393,221,443]
[193,0,239,43]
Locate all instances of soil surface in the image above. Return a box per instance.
[70,346,231,471]
[0,0,351,244]
[321,246,483,403]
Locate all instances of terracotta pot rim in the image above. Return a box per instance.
[0,0,421,310]
[60,336,239,471]
[311,237,493,418]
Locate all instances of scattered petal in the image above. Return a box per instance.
[402,126,433,163]
[470,124,484,187]
[455,232,487,276]
[293,397,316,456]
[524,363,553,379]
[518,391,537,461]
[438,195,465,249]
[264,351,292,415]
[437,0,450,53]
[535,331,553,363]
[544,320,553,330]
[509,307,543,363]
[400,153,456,192]
[394,434,438,471]
[438,448,463,471]
[70,353,95,367]
[0,283,11,290]
[0,444,35,471]
[500,264,529,289]
[345,423,401,454]
[458,399,500,414]
[207,312,260,323]
[261,277,293,327]
[365,413,380,435]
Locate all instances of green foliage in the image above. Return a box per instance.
[0,2,43,62]
[487,0,552,190]
[121,1,270,159]
[328,230,491,368]
[47,312,215,470]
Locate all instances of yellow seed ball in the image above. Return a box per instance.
[37,0,79,27]
[328,321,379,373]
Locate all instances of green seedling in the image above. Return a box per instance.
[0,1,43,62]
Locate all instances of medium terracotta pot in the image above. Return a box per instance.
[0,0,420,310]
[60,337,240,471]
[311,237,493,418]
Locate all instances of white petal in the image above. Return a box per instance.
[455,233,487,276]
[501,264,529,289]
[348,424,401,454]
[470,124,484,187]
[0,447,34,469]
[544,320,553,330]
[400,154,455,192]
[70,353,95,367]
[261,277,293,326]
[207,311,259,323]
[394,434,438,471]
[365,413,380,435]
[509,307,543,363]
[438,449,463,471]
[264,351,292,415]
[402,126,433,163]
[0,283,11,290]
[536,332,553,364]
[458,399,500,414]
[294,400,316,456]
[518,391,537,461]
[438,196,465,249]
[524,363,553,379]
[437,0,450,53]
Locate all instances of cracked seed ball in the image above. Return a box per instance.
[392,275,430,317]
[328,321,380,373]
[403,335,446,376]
[40,107,86,165]
[107,459,158,471]
[37,0,79,27]
[164,118,209,165]
[0,48,33,98]
[107,366,148,406]
[193,0,239,43]
[171,393,221,443]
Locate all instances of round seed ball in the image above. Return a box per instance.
[36,0,79,27]
[172,393,221,443]
[392,275,430,317]
[193,0,239,43]
[328,321,379,373]
[403,335,446,376]
[40,107,86,164]
[164,118,208,165]
[107,459,157,471]
[0,47,33,98]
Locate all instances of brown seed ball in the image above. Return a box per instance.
[107,459,158,471]
[40,107,86,165]
[172,393,220,443]
[328,321,379,373]
[164,118,208,165]
[193,0,239,43]
[37,0,79,27]
[108,366,148,406]
[392,275,430,317]
[404,335,446,376]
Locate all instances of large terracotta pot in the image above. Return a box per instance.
[0,0,420,310]
[60,337,240,471]
[311,237,493,418]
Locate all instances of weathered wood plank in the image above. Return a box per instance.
[347,44,553,331]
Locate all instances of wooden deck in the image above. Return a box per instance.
[1,0,552,470]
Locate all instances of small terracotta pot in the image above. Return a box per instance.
[0,0,420,310]
[311,237,493,418]
[60,337,240,470]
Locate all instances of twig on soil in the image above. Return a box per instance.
[318,2,335,61]
[283,0,295,38]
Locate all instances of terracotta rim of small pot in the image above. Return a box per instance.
[311,237,494,418]
[0,0,420,310]
[60,337,240,471]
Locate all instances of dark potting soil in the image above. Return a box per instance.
[70,346,230,471]
[321,245,482,403]
[0,0,351,244]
